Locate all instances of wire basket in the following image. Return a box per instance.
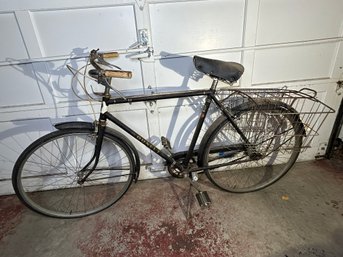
[217,88,335,152]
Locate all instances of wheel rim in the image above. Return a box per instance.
[204,108,302,192]
[15,131,133,218]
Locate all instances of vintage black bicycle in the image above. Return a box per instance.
[12,49,334,218]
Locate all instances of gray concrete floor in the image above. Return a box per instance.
[0,159,342,257]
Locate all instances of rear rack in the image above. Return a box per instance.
[217,88,335,152]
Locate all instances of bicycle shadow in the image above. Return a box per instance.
[0,48,96,178]
[0,48,224,190]
[0,49,190,181]
[5,47,90,114]
[157,51,220,153]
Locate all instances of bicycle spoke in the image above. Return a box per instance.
[15,130,134,218]
[203,103,302,192]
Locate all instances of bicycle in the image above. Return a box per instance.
[12,49,334,218]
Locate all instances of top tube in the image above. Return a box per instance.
[107,89,213,105]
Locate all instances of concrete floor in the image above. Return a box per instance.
[0,159,342,257]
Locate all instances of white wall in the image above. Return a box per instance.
[0,0,342,194]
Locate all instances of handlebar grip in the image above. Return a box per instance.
[104,70,132,79]
[101,52,119,59]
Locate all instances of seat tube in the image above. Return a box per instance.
[182,79,218,167]
[210,78,219,90]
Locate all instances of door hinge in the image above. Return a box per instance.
[145,100,157,114]
[135,0,146,10]
[128,29,153,59]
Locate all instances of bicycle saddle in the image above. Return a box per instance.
[193,56,244,83]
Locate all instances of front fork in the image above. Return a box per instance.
[78,116,106,184]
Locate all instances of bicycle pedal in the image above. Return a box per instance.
[195,191,211,207]
[161,136,172,150]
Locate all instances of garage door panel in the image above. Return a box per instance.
[150,0,245,54]
[252,43,337,84]
[0,13,28,61]
[0,64,45,107]
[31,5,137,57]
[257,0,343,45]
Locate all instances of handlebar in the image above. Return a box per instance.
[89,49,132,80]
[104,70,132,79]
[100,51,119,59]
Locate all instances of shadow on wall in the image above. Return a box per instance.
[0,48,92,187]
[0,48,220,191]
[157,51,210,151]
[156,52,227,152]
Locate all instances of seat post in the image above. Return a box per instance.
[210,78,219,91]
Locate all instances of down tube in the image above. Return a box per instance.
[104,111,175,163]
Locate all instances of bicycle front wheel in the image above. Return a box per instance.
[12,129,134,218]
[200,101,303,192]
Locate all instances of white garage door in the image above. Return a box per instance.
[0,0,342,194]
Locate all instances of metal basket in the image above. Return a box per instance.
[217,88,335,152]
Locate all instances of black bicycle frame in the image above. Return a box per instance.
[99,79,250,170]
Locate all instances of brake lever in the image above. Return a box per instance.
[97,57,122,70]
[89,49,128,100]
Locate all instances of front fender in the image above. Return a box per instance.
[54,121,95,131]
[54,121,141,181]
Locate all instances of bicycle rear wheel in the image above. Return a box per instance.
[200,101,303,192]
[12,129,134,218]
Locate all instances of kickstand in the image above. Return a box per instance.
[187,176,211,208]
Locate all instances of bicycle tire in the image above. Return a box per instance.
[199,101,304,193]
[12,128,134,218]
